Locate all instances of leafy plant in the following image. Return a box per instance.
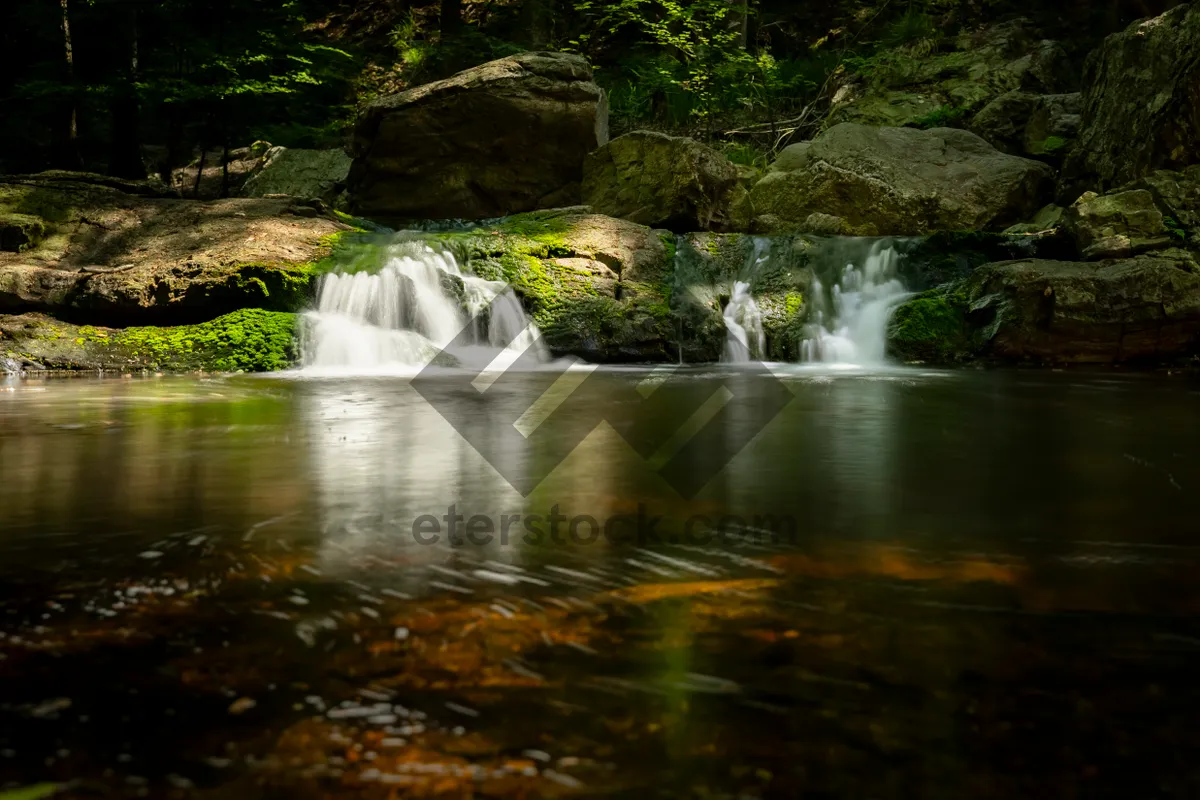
[910,104,966,129]
[1164,215,1188,242]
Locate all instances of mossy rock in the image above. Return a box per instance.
[886,287,977,363]
[0,213,47,253]
[0,309,298,372]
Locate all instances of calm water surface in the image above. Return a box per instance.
[1,367,1199,798]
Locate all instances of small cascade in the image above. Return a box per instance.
[722,281,765,363]
[300,240,546,373]
[800,238,910,365]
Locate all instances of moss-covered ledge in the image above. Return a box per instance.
[1,309,298,372]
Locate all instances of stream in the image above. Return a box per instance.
[2,366,1200,797]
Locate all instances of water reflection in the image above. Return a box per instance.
[2,369,1200,797]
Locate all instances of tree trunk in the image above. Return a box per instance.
[440,0,462,38]
[55,0,83,170]
[192,149,207,198]
[108,5,144,179]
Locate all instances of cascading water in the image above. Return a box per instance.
[722,281,765,363]
[299,240,545,374]
[800,238,911,365]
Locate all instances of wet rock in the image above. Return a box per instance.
[1063,3,1200,193]
[347,52,608,222]
[241,147,352,205]
[1004,204,1066,235]
[749,123,1054,235]
[1064,190,1172,260]
[581,131,742,232]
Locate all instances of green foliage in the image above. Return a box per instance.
[1041,135,1068,153]
[1164,215,1188,242]
[0,786,61,800]
[910,104,966,129]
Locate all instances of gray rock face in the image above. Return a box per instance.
[1064,190,1172,259]
[1064,3,1200,192]
[241,147,352,204]
[347,52,608,222]
[581,131,742,231]
[748,123,1054,235]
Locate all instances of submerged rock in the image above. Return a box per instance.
[888,250,1200,364]
[581,131,743,232]
[241,147,352,205]
[749,123,1054,235]
[347,52,608,222]
[1063,3,1200,193]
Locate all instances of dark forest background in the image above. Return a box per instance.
[0,0,1181,180]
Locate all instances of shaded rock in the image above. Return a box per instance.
[348,52,607,222]
[0,213,46,253]
[1003,203,1066,235]
[749,123,1054,235]
[1022,93,1081,159]
[798,213,847,235]
[1064,4,1200,193]
[241,147,352,204]
[1064,190,1171,259]
[581,131,742,231]
[170,146,269,200]
[1124,164,1200,248]
[969,91,1040,154]
[826,20,1075,130]
[887,251,1200,364]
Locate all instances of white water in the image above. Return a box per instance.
[800,239,910,366]
[299,242,546,374]
[722,281,765,363]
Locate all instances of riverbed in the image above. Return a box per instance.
[2,367,1199,797]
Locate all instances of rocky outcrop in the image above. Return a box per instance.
[970,91,1080,162]
[581,131,743,231]
[241,147,352,204]
[438,209,725,362]
[887,250,1200,364]
[1063,3,1200,193]
[347,52,608,222]
[748,123,1054,235]
[1124,165,1200,248]
[0,172,350,327]
[826,20,1076,130]
[1064,190,1172,259]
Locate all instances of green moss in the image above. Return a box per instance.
[784,291,803,317]
[886,288,974,363]
[659,231,677,262]
[112,309,298,371]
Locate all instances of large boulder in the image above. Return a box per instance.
[1064,4,1200,193]
[581,131,742,231]
[347,52,608,222]
[1063,190,1172,259]
[748,123,1054,235]
[0,173,349,325]
[241,147,352,204]
[887,250,1200,364]
[1124,164,1200,248]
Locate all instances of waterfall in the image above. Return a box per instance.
[800,239,910,365]
[722,281,765,363]
[299,240,546,374]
